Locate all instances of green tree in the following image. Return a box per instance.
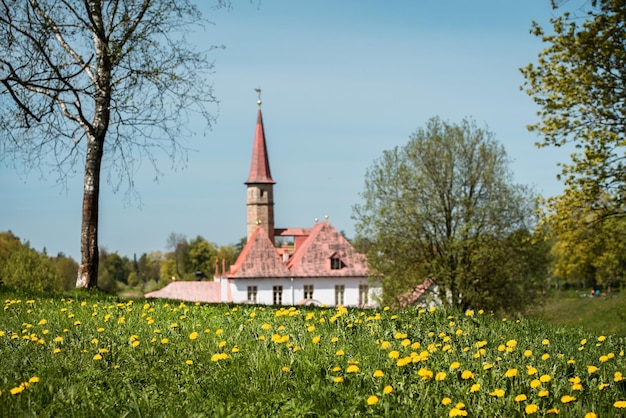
[353,117,543,312]
[53,253,80,291]
[521,1,626,217]
[0,1,224,289]
[1,245,64,292]
[188,236,218,279]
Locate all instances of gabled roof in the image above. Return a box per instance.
[144,281,230,303]
[286,221,368,277]
[228,226,290,278]
[245,108,275,184]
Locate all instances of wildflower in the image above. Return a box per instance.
[538,390,549,397]
[29,376,39,383]
[389,350,400,359]
[525,404,539,414]
[189,332,198,340]
[615,371,624,382]
[598,335,606,342]
[366,395,379,405]
[373,370,384,378]
[450,361,461,370]
[442,397,452,405]
[483,363,493,370]
[186,359,193,365]
[336,349,345,356]
[215,329,224,335]
[530,379,541,389]
[383,385,393,394]
[515,394,527,402]
[312,336,320,344]
[418,368,433,380]
[490,388,505,397]
[380,341,390,350]
[132,340,140,348]
[598,383,609,390]
[53,348,61,354]
[526,365,537,375]
[333,376,343,383]
[524,350,533,357]
[397,357,412,367]
[599,355,609,363]
[541,353,550,361]
[560,395,576,404]
[281,366,290,372]
[542,339,550,345]
[470,383,480,393]
[10,386,24,395]
[161,338,169,344]
[584,413,596,418]
[547,408,559,414]
[615,401,626,408]
[93,353,102,360]
[540,374,551,383]
[346,365,359,373]
[505,368,518,378]
[461,370,474,380]
[435,371,447,381]
[587,365,598,374]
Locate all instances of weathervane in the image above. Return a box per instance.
[254,87,262,106]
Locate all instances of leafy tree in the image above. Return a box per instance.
[188,236,217,279]
[521,1,626,217]
[1,245,64,292]
[0,1,224,289]
[166,233,190,279]
[353,117,543,312]
[53,253,80,291]
[0,231,22,262]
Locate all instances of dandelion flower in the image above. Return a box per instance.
[530,379,540,389]
[525,404,539,414]
[547,408,559,414]
[189,332,198,340]
[186,359,193,365]
[346,365,359,373]
[540,374,551,383]
[389,350,400,359]
[333,376,344,383]
[541,353,550,361]
[373,370,384,378]
[366,395,379,405]
[435,371,447,381]
[93,353,102,361]
[336,349,345,356]
[526,365,537,375]
[524,350,533,357]
[505,368,518,378]
[461,370,474,380]
[442,397,452,405]
[383,385,393,394]
[490,388,505,398]
[470,383,480,393]
[538,390,549,397]
[561,395,576,403]
[584,413,597,418]
[614,400,626,408]
[281,366,290,372]
[10,386,24,395]
[587,365,598,374]
[515,394,527,402]
[29,376,39,383]
[450,361,461,370]
[614,372,624,382]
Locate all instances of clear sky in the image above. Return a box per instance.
[0,0,573,261]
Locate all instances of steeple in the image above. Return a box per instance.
[245,94,275,243]
[245,106,275,185]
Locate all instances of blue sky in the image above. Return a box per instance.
[0,1,573,260]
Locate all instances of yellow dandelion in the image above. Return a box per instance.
[538,390,549,397]
[505,368,518,378]
[490,388,505,398]
[584,413,597,418]
[470,383,480,393]
[615,371,624,382]
[186,359,193,365]
[515,394,527,402]
[93,353,102,360]
[29,376,39,383]
[547,408,559,414]
[524,349,533,357]
[541,353,550,361]
[281,366,290,372]
[587,365,598,374]
[599,355,609,363]
[189,332,199,340]
[367,395,379,405]
[526,365,537,375]
[442,397,452,405]
[10,386,24,395]
[336,349,345,356]
[312,336,320,344]
[540,374,551,383]
[461,370,474,380]
[388,350,400,359]
[615,400,626,408]
[450,361,461,370]
[530,379,540,389]
[525,404,539,414]
[435,371,447,381]
[132,340,140,347]
[346,365,359,373]
[373,370,384,378]
[333,376,344,383]
[161,338,169,344]
[383,385,393,394]
[561,395,576,403]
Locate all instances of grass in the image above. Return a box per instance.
[1,288,626,417]
[529,290,626,338]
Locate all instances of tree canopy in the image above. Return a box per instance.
[0,0,224,289]
[353,117,546,312]
[521,0,626,217]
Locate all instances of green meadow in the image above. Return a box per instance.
[1,289,626,417]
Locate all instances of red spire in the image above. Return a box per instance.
[246,107,275,184]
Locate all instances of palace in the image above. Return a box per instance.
[146,100,380,306]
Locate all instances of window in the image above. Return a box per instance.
[247,286,258,303]
[331,257,341,270]
[335,284,345,306]
[304,284,314,300]
[359,284,369,306]
[273,286,283,305]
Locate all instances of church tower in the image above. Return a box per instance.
[245,98,275,243]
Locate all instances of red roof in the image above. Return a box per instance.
[229,226,291,278]
[144,281,231,303]
[245,108,275,184]
[228,221,369,279]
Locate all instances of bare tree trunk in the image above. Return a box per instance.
[76,136,105,288]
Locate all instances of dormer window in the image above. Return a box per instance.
[330,257,342,270]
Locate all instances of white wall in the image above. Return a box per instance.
[230,277,381,308]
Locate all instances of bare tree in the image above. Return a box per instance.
[0,1,224,288]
